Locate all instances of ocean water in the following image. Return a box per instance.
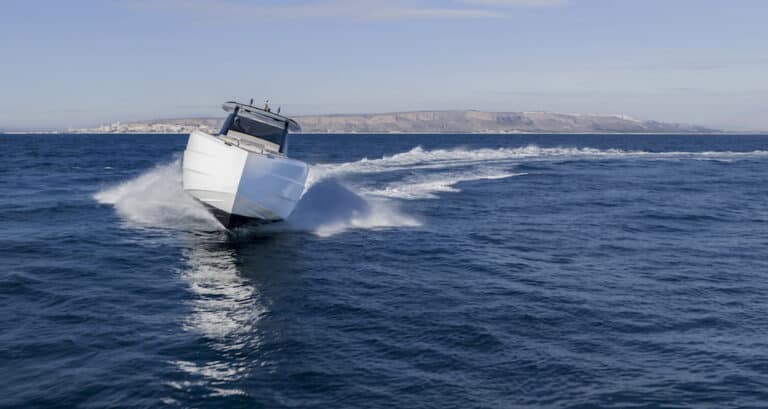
[2,133,768,408]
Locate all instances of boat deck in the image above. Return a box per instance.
[219,132,282,155]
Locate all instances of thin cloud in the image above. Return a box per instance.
[458,0,567,6]
[123,0,510,21]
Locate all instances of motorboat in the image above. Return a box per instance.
[182,101,308,229]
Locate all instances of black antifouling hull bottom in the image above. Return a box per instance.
[203,204,279,229]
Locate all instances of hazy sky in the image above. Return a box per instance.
[1,0,767,130]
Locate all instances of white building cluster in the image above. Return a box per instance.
[69,121,218,134]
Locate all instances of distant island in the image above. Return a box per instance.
[57,110,717,134]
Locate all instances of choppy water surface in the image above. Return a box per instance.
[2,133,768,408]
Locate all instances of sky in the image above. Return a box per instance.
[1,0,767,130]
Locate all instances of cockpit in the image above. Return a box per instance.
[218,101,301,155]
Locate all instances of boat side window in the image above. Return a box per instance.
[230,116,284,147]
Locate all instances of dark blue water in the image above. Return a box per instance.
[2,133,768,408]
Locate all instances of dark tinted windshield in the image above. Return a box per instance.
[230,116,285,147]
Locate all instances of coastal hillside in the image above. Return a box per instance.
[295,111,716,134]
[64,110,716,134]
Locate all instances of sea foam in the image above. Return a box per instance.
[94,159,220,230]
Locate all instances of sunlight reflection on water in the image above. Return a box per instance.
[170,244,268,398]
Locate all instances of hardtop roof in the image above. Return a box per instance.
[223,101,301,132]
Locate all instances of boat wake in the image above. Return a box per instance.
[94,159,420,236]
[95,145,768,236]
[307,145,768,200]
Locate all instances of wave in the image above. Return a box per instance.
[362,171,526,200]
[94,159,221,231]
[281,179,421,237]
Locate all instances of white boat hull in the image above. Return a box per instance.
[182,130,308,228]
